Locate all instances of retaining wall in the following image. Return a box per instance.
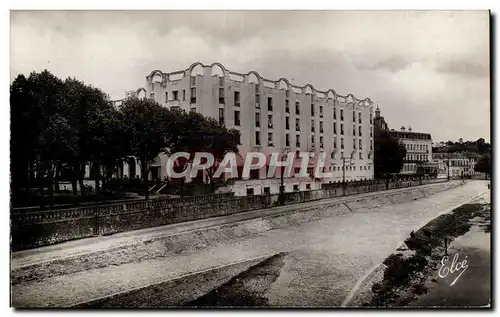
[11,179,458,251]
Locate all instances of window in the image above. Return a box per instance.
[333,107,337,119]
[311,119,315,132]
[311,104,315,116]
[218,77,224,87]
[320,121,324,133]
[255,94,260,108]
[334,138,337,149]
[234,110,240,126]
[320,136,324,148]
[268,114,273,129]
[293,184,299,191]
[268,132,274,146]
[285,116,290,130]
[320,106,323,117]
[359,126,362,136]
[296,118,300,131]
[370,127,373,137]
[234,91,240,107]
[150,92,156,100]
[334,122,337,134]
[311,134,315,147]
[255,84,260,93]
[183,90,186,101]
[341,138,344,149]
[219,108,225,125]
[306,184,311,190]
[165,92,168,102]
[296,135,300,147]
[353,111,356,121]
[255,131,261,146]
[340,109,344,121]
[353,125,356,136]
[370,113,373,124]
[219,88,225,104]
[267,97,273,111]
[246,188,254,196]
[191,76,196,86]
[359,112,362,124]
[190,88,196,103]
[295,101,300,115]
[359,152,362,159]
[341,151,344,158]
[370,142,373,150]
[286,134,290,147]
[285,99,290,113]
[173,90,179,101]
[341,124,344,135]
[263,186,271,195]
[353,138,356,149]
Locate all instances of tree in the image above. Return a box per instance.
[474,153,491,179]
[10,70,68,206]
[120,97,168,199]
[374,130,407,179]
[165,110,241,194]
[63,78,117,197]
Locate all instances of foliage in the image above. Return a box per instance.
[433,138,491,155]
[374,130,407,179]
[11,69,243,206]
[474,153,491,177]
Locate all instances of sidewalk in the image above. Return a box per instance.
[12,181,461,269]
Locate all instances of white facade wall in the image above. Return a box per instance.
[138,62,374,188]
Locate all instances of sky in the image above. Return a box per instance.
[10,10,490,143]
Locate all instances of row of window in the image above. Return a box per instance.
[405,153,429,162]
[253,130,374,150]
[405,143,429,152]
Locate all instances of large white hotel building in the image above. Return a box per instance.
[118,62,375,195]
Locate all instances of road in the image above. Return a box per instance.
[11,180,488,307]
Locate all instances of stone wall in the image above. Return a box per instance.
[11,179,455,251]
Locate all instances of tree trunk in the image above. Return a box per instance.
[79,178,85,197]
[143,170,149,200]
[180,178,185,197]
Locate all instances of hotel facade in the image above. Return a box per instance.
[115,62,375,194]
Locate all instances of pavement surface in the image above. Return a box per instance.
[11,180,489,307]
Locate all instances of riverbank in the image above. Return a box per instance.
[362,197,490,308]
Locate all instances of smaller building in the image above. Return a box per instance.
[388,126,433,176]
[432,152,483,179]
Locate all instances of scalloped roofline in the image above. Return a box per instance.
[145,62,374,105]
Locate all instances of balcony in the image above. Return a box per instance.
[166,100,181,108]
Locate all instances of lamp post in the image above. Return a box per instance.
[342,156,352,195]
[279,149,290,204]
[447,153,451,182]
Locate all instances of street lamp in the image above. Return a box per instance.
[447,152,451,181]
[279,149,290,201]
[342,155,352,195]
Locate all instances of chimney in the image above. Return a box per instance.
[401,126,406,132]
[408,126,412,132]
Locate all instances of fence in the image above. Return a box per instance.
[11,178,450,251]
